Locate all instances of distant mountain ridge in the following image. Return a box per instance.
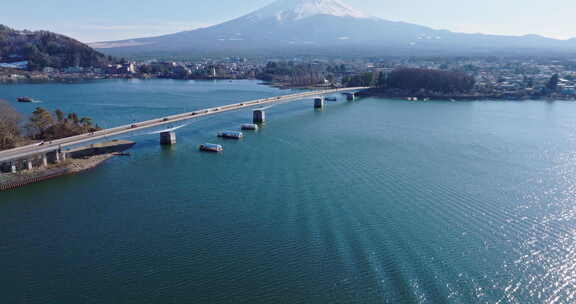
[93,0,576,57]
[0,25,111,70]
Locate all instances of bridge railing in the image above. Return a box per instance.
[0,87,369,161]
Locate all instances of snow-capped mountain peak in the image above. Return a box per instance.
[93,0,576,56]
[244,0,369,22]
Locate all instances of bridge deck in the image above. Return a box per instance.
[0,87,368,163]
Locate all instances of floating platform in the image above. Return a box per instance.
[241,124,259,131]
[17,97,33,103]
[199,143,223,152]
[217,131,244,139]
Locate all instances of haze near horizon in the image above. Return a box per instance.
[1,0,575,42]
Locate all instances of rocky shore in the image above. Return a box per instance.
[0,140,135,191]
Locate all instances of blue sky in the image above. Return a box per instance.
[2,0,575,42]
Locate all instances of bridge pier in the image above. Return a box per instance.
[43,150,61,164]
[344,92,356,101]
[0,88,370,171]
[26,159,33,171]
[160,131,177,145]
[314,97,325,109]
[253,110,266,124]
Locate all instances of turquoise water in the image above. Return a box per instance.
[1,80,576,303]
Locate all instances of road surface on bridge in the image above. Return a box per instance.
[0,87,368,162]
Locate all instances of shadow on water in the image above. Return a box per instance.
[2,81,576,303]
[160,145,177,154]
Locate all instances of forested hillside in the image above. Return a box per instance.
[0,25,111,70]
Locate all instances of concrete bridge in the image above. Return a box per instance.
[0,87,367,172]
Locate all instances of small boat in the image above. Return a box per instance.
[199,143,223,152]
[17,97,34,103]
[241,124,259,131]
[325,97,337,101]
[217,131,244,139]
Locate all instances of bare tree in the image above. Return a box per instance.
[0,102,101,150]
[0,99,23,150]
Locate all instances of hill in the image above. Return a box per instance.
[0,25,111,71]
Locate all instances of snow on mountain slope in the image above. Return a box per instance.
[92,0,576,56]
[243,0,369,22]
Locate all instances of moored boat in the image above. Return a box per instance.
[217,131,244,139]
[17,97,33,103]
[199,143,223,152]
[241,124,259,131]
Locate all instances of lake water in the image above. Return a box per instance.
[1,79,576,303]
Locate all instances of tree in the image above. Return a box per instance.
[342,72,378,87]
[0,25,112,71]
[0,103,102,150]
[26,107,54,139]
[54,109,65,122]
[79,117,92,129]
[546,74,559,91]
[67,112,79,124]
[0,99,23,149]
[386,68,475,94]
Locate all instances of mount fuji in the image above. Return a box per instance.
[92,0,576,57]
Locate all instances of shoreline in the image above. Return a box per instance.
[0,154,115,191]
[0,140,134,191]
[357,88,576,101]
[0,72,337,91]
[260,81,338,91]
[3,76,573,102]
